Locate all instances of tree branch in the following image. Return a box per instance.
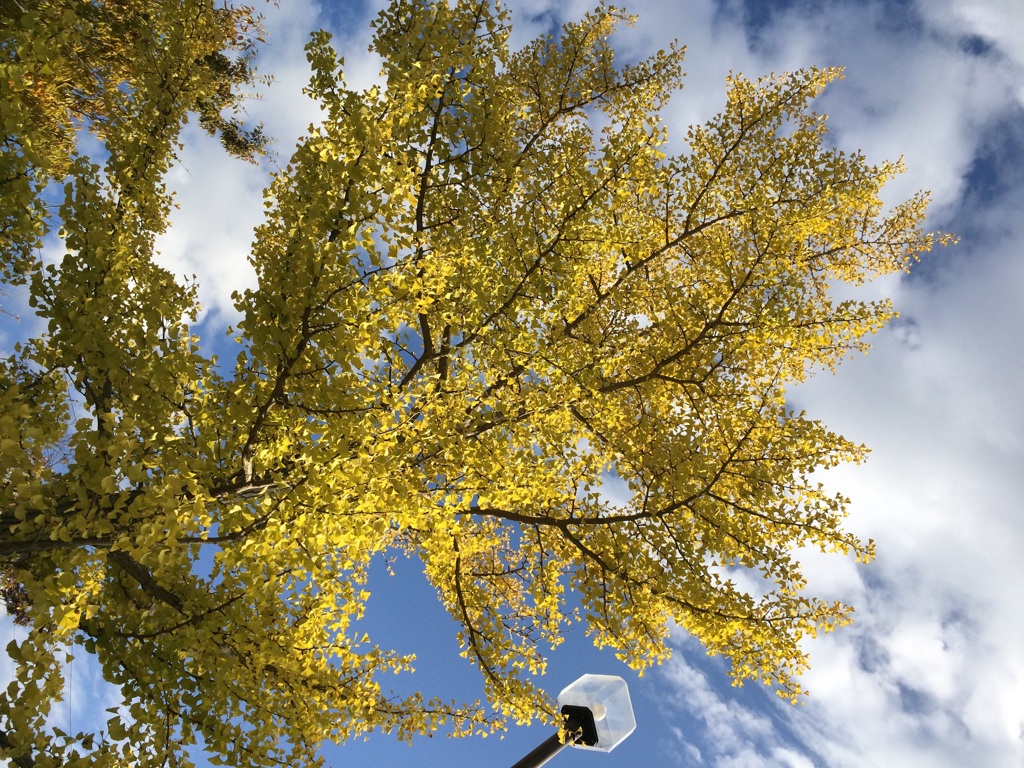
[0,729,36,768]
[108,550,186,614]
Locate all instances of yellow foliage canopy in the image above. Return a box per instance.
[0,1,949,766]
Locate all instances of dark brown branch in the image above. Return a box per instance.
[0,729,35,768]
[451,541,503,689]
[108,550,185,614]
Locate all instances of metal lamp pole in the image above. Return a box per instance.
[508,728,575,768]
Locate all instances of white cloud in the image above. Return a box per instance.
[155,0,332,328]
[661,642,788,768]
[610,0,760,131]
[621,0,1023,215]
[783,205,1024,764]
[915,0,1024,72]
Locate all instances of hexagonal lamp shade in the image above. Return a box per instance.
[508,675,636,768]
[556,674,636,753]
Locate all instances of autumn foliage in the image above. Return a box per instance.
[0,1,947,766]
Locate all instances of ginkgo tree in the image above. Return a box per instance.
[1,0,949,766]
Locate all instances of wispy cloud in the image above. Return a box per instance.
[658,633,820,767]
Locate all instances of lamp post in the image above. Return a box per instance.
[508,675,636,768]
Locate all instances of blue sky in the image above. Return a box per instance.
[3,0,1024,766]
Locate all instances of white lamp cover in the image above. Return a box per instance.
[556,674,636,753]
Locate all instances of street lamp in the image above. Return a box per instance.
[509,675,636,768]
